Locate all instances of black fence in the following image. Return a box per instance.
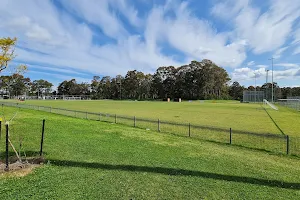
[1,102,299,157]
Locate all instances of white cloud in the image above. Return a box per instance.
[147,1,247,68]
[112,0,143,27]
[27,64,89,76]
[247,61,255,66]
[237,0,300,54]
[59,0,128,40]
[29,71,91,83]
[211,0,249,20]
[0,0,299,88]
[273,46,289,59]
[255,65,268,68]
[232,66,300,82]
[0,0,184,77]
[275,68,300,80]
[274,63,299,68]
[213,0,300,54]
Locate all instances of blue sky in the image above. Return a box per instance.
[0,0,300,89]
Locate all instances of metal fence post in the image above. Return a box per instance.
[115,114,117,123]
[286,135,290,155]
[134,116,136,127]
[158,119,160,132]
[40,119,46,156]
[230,128,232,144]
[5,124,9,171]
[188,123,191,137]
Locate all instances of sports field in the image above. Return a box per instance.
[7,99,300,136]
[0,106,300,199]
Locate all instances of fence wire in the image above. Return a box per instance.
[0,107,43,165]
[1,102,299,157]
[278,99,300,111]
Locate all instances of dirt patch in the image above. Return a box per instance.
[0,157,45,177]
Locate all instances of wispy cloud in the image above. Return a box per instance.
[27,64,89,76]
[247,61,255,66]
[273,46,289,59]
[274,63,299,68]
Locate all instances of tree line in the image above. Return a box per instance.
[0,74,53,97]
[61,59,231,100]
[1,59,300,100]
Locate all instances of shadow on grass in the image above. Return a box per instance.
[262,106,285,135]
[50,159,300,190]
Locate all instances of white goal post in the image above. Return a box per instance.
[263,99,278,110]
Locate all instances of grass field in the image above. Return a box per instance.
[5,99,300,136]
[0,106,300,199]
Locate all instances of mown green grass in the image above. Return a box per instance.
[5,99,296,135]
[0,107,300,199]
[266,105,300,137]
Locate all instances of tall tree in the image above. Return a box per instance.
[7,74,31,96]
[100,76,111,99]
[58,79,79,95]
[31,79,53,97]
[229,81,244,100]
[152,66,176,99]
[123,70,145,99]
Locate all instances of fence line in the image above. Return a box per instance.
[1,102,299,156]
[278,99,300,111]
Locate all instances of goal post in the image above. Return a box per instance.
[263,99,278,110]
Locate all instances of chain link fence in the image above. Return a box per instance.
[278,98,300,111]
[0,102,299,157]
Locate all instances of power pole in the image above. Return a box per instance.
[268,57,274,102]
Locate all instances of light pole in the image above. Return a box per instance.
[265,69,269,100]
[265,69,269,83]
[268,57,274,102]
[254,72,257,103]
